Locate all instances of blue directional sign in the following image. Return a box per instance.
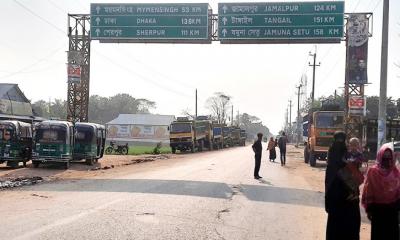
[90,3,210,42]
[218,1,345,43]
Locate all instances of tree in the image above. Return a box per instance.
[33,93,156,124]
[32,100,49,118]
[49,99,67,119]
[180,108,195,119]
[238,113,271,140]
[136,98,156,113]
[205,92,231,124]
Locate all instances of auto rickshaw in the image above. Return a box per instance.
[74,122,106,165]
[0,120,33,168]
[32,120,74,169]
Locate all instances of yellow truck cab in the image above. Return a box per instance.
[169,117,213,153]
[304,110,344,167]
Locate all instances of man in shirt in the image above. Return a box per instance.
[252,133,263,179]
[278,132,288,166]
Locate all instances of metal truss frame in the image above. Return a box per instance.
[67,14,91,123]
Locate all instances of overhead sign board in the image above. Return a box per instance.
[90,3,210,43]
[218,1,344,43]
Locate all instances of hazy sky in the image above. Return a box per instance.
[0,0,399,134]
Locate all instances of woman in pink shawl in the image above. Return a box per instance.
[362,145,400,240]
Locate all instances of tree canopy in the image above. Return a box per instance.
[32,93,156,124]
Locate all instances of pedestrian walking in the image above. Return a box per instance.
[267,137,276,162]
[252,133,263,179]
[278,132,288,166]
[325,131,361,240]
[362,145,400,240]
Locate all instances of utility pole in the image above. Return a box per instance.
[286,107,289,133]
[334,89,337,100]
[289,99,292,142]
[309,50,321,109]
[237,110,240,127]
[231,105,234,126]
[378,0,389,149]
[289,100,292,126]
[195,89,198,119]
[296,84,302,147]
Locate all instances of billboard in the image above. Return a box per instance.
[107,124,169,140]
[346,14,369,84]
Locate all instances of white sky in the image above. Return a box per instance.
[0,0,399,134]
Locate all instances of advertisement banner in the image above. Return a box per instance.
[107,124,169,140]
[348,96,366,116]
[67,64,81,83]
[346,14,369,85]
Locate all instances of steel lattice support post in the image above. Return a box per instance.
[344,83,364,141]
[344,13,372,145]
[67,14,91,123]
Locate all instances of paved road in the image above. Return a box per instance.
[0,145,369,240]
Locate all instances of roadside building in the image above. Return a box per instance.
[0,83,44,123]
[106,114,175,145]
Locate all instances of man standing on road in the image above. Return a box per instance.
[278,132,288,166]
[252,133,263,179]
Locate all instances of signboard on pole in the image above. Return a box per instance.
[67,64,81,83]
[346,14,369,84]
[218,1,344,43]
[348,96,366,116]
[90,3,210,43]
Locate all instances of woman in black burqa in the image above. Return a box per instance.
[325,131,361,240]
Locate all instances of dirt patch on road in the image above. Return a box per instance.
[0,154,174,187]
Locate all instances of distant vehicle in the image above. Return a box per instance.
[32,120,74,169]
[304,111,344,167]
[0,120,33,168]
[240,129,247,146]
[230,127,241,146]
[74,123,106,165]
[169,117,213,153]
[362,119,400,159]
[105,141,129,155]
[212,123,224,150]
[222,126,232,147]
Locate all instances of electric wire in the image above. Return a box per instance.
[0,46,65,80]
[94,50,193,99]
[13,0,65,35]
[46,0,66,15]
[13,0,193,99]
[372,0,383,12]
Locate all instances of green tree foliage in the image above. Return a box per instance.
[205,92,232,124]
[300,94,399,120]
[239,113,271,140]
[32,93,156,124]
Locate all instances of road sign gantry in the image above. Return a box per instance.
[218,1,345,43]
[90,3,210,43]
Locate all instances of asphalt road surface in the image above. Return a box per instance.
[0,145,370,240]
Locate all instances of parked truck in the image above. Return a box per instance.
[212,123,224,150]
[240,129,247,146]
[231,127,241,146]
[303,110,344,167]
[222,126,232,147]
[169,117,213,153]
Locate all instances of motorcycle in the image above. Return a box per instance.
[105,141,129,155]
